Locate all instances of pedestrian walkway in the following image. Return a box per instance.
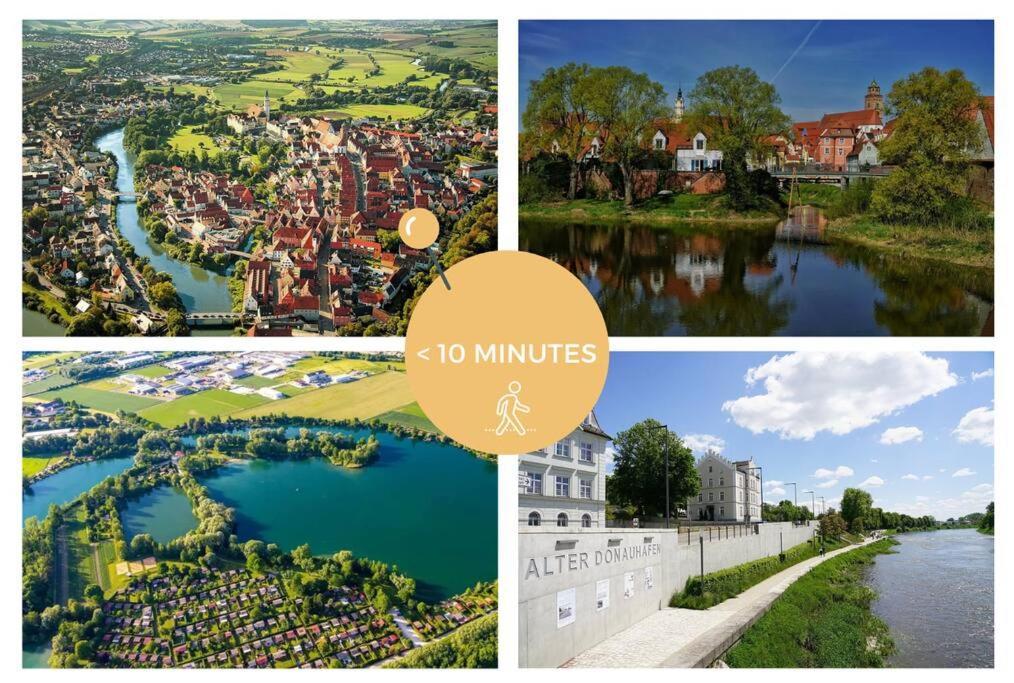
[564,538,874,668]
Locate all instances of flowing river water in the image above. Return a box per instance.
[868,529,994,667]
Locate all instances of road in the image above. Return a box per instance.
[316,238,334,334]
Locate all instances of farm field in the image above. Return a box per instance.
[24,373,78,396]
[131,364,174,378]
[168,125,222,157]
[282,356,402,379]
[24,352,79,370]
[211,79,306,110]
[411,24,497,70]
[23,456,64,477]
[34,385,163,414]
[234,371,414,421]
[137,388,271,428]
[376,402,438,433]
[331,103,432,120]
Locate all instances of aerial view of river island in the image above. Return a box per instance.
[519,20,993,336]
[22,351,497,668]
[22,19,497,337]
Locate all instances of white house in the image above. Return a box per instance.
[687,452,762,523]
[676,132,723,172]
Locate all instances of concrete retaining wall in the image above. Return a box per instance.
[518,522,814,668]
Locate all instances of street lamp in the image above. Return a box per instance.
[803,489,815,519]
[818,496,826,516]
[645,423,671,529]
[786,482,797,507]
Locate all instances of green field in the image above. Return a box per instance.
[23,456,64,477]
[332,103,432,120]
[234,371,415,421]
[132,364,174,378]
[138,389,270,427]
[212,80,307,110]
[35,386,163,414]
[168,125,223,157]
[24,373,78,396]
[66,505,99,602]
[23,352,79,370]
[376,402,439,433]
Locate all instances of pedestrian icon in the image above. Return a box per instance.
[495,381,530,436]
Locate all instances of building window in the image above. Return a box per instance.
[524,472,543,495]
[720,492,725,502]
[581,514,592,528]
[528,511,541,527]
[655,138,664,150]
[579,442,594,463]
[708,492,714,502]
[708,465,713,473]
[698,494,703,502]
[720,506,725,517]
[708,478,713,488]
[580,479,592,499]
[555,441,571,458]
[557,513,569,527]
[719,477,724,486]
[555,476,570,498]
[695,138,704,151]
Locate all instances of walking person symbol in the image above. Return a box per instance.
[495,381,530,436]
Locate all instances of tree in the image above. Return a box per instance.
[149,281,179,309]
[522,63,598,200]
[129,533,155,558]
[164,309,189,336]
[871,67,987,224]
[840,487,873,531]
[820,512,846,541]
[684,66,790,210]
[607,419,699,518]
[979,501,994,534]
[591,66,668,207]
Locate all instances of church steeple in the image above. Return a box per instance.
[674,84,685,123]
[263,90,271,121]
[864,79,883,116]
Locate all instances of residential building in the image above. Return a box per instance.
[687,452,762,523]
[518,411,611,529]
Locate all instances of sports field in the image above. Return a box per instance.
[34,386,163,414]
[234,371,415,421]
[137,389,271,428]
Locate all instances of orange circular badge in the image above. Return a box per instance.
[405,251,609,454]
[398,208,440,250]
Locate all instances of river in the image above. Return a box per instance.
[868,529,993,667]
[193,426,497,602]
[95,128,232,313]
[22,456,135,523]
[521,218,994,336]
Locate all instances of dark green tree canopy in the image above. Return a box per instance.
[607,419,700,517]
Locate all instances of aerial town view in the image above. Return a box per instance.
[22,20,498,336]
[519,20,994,336]
[22,351,497,668]
[519,351,994,668]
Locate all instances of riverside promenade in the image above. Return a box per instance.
[563,537,875,668]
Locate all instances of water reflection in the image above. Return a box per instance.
[521,218,993,336]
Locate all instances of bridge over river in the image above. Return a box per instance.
[770,168,890,188]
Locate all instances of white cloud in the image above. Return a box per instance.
[813,465,853,479]
[952,467,976,477]
[683,433,726,455]
[723,352,958,440]
[815,479,838,489]
[764,479,784,489]
[859,476,885,488]
[901,473,920,481]
[603,446,617,474]
[768,486,787,497]
[879,426,924,445]
[972,368,994,381]
[952,407,994,447]
[891,483,993,519]
[922,475,934,481]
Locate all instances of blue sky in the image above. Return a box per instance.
[520,20,994,122]
[595,352,994,519]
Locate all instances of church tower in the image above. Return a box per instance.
[864,80,883,115]
[263,90,271,121]
[674,85,685,123]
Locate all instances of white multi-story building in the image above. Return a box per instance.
[518,412,611,529]
[687,452,762,523]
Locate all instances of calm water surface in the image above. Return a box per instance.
[22,456,135,523]
[22,308,66,336]
[521,218,993,336]
[120,485,198,544]
[195,427,497,602]
[95,129,232,313]
[869,529,994,667]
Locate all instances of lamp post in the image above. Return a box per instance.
[818,496,826,517]
[786,482,797,507]
[803,489,815,520]
[645,423,671,529]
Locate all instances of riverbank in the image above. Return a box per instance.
[827,216,994,270]
[519,196,781,224]
[724,538,897,668]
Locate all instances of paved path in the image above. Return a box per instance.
[565,538,876,668]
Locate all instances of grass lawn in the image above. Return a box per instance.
[23,456,64,477]
[96,539,125,595]
[282,356,401,380]
[212,79,306,110]
[234,375,283,389]
[168,125,223,157]
[519,196,781,224]
[23,282,73,324]
[376,402,439,433]
[132,363,174,378]
[138,389,270,427]
[67,505,98,601]
[725,539,898,668]
[23,352,80,370]
[35,385,163,414]
[234,371,414,421]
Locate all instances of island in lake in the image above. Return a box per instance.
[22,351,497,669]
